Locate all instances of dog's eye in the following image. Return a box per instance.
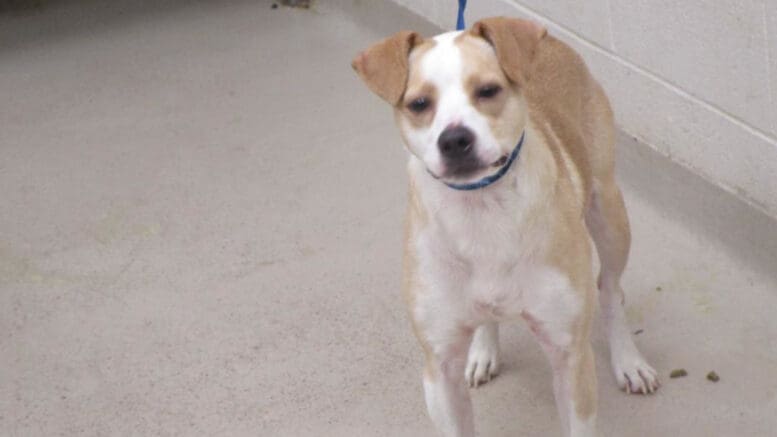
[476,84,502,99]
[407,97,431,113]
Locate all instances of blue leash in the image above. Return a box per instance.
[442,132,525,191]
[456,0,467,30]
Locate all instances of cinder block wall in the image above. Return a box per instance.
[392,0,777,217]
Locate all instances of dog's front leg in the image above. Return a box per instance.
[419,325,475,437]
[545,339,597,437]
[524,297,598,437]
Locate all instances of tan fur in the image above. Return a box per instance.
[526,34,600,207]
[471,17,547,86]
[351,31,422,105]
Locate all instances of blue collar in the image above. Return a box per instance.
[441,131,525,191]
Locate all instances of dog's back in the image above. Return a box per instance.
[527,35,617,211]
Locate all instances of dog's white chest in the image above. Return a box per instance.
[418,183,557,321]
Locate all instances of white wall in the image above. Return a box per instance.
[392,0,777,217]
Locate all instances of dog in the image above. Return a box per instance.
[351,17,659,437]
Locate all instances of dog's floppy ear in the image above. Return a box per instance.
[351,31,422,106]
[471,17,547,85]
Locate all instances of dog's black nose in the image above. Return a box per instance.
[438,125,475,158]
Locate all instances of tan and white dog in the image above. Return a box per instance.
[352,17,659,437]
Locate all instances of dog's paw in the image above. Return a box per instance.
[465,348,499,388]
[465,338,500,388]
[613,352,660,394]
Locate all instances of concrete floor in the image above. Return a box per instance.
[1,1,776,436]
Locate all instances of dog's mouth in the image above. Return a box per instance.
[433,154,509,181]
[491,155,508,168]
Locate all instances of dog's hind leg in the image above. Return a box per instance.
[585,179,659,394]
[465,322,500,388]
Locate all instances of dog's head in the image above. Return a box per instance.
[352,17,546,184]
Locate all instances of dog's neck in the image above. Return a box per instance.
[407,125,560,265]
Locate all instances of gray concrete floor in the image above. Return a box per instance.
[1,1,776,436]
